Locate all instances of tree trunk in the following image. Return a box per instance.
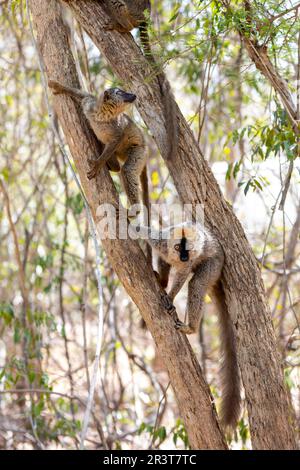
[59,0,297,450]
[29,0,297,449]
[29,0,227,450]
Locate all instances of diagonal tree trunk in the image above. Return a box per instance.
[30,0,297,449]
[29,0,227,450]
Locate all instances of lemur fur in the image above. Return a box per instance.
[48,80,149,209]
[139,221,241,430]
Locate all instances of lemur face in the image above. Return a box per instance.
[174,237,189,262]
[165,224,205,265]
[110,88,136,103]
[99,88,136,118]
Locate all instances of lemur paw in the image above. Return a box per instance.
[127,203,143,221]
[161,293,176,315]
[175,320,195,335]
[127,210,141,221]
[48,81,60,94]
[102,20,116,31]
[87,169,97,180]
[87,160,99,180]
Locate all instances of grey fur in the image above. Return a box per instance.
[139,221,241,430]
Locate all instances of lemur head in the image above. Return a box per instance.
[94,88,136,121]
[164,223,206,265]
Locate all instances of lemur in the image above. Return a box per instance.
[138,221,241,430]
[98,0,178,161]
[48,80,149,210]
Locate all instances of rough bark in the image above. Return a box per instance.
[30,0,227,450]
[58,0,297,449]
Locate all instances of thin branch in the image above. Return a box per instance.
[269,2,300,23]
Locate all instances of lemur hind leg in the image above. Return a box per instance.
[168,268,190,302]
[120,146,147,207]
[176,257,223,335]
[107,155,121,172]
[157,257,170,289]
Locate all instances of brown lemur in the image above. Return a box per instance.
[48,80,149,212]
[98,0,178,161]
[138,221,241,430]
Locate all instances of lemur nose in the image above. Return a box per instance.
[180,251,189,262]
[123,92,136,103]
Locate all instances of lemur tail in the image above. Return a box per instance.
[140,166,152,265]
[48,80,90,101]
[140,165,152,331]
[139,23,178,161]
[160,80,178,161]
[213,281,241,430]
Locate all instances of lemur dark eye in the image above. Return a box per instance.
[174,244,181,251]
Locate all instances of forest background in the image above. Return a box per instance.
[0,0,299,450]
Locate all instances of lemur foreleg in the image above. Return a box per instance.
[175,257,223,334]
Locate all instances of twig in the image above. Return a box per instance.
[260,184,283,269]
[0,179,29,310]
[281,182,300,336]
[269,2,300,23]
[150,382,170,449]
[279,159,294,210]
[81,219,91,389]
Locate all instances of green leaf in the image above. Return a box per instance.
[244,179,251,195]
[225,162,232,181]
[28,370,36,384]
[169,4,181,22]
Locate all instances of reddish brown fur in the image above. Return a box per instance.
[48,80,148,208]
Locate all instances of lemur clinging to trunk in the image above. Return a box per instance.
[138,221,241,430]
[48,80,149,210]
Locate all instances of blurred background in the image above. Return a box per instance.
[0,0,299,449]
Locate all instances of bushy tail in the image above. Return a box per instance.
[140,166,152,265]
[213,282,241,430]
[139,23,178,161]
[159,79,178,161]
[140,165,152,331]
